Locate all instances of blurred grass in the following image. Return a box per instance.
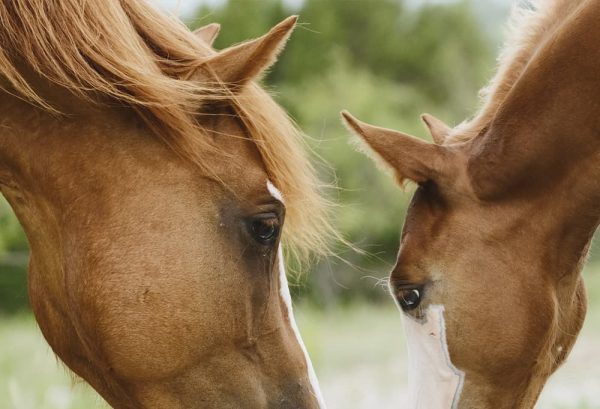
[1,263,600,409]
[583,262,600,330]
[0,314,107,409]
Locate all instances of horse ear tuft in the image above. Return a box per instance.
[421,113,451,145]
[193,23,221,47]
[201,16,297,87]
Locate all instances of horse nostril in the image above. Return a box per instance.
[395,287,423,311]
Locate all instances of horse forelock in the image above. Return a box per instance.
[0,0,333,261]
[447,0,584,144]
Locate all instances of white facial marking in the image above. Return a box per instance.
[267,180,327,408]
[402,305,464,409]
[267,180,284,203]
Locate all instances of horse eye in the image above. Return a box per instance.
[397,287,422,311]
[249,213,280,245]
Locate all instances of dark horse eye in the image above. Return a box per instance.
[397,287,423,311]
[249,213,280,245]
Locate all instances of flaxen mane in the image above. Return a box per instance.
[448,0,583,143]
[0,0,331,259]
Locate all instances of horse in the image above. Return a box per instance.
[0,1,331,407]
[342,0,599,407]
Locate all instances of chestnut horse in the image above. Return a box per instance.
[343,0,598,407]
[0,1,330,408]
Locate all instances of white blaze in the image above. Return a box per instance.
[266,180,284,202]
[267,180,327,408]
[402,305,464,409]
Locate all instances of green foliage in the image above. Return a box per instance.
[0,197,28,255]
[0,198,29,313]
[194,0,493,109]
[0,264,28,313]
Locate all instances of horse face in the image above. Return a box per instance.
[90,109,320,408]
[0,14,324,409]
[392,182,586,408]
[0,97,321,408]
[342,112,588,408]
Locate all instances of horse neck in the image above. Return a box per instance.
[484,0,600,269]
[513,156,600,280]
[494,153,600,409]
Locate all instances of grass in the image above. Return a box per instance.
[0,314,107,409]
[583,262,600,330]
[1,264,600,408]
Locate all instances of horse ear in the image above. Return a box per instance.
[202,16,297,87]
[421,113,451,145]
[194,23,220,47]
[341,111,452,185]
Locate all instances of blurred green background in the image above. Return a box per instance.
[1,0,599,408]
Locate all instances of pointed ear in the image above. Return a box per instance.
[194,23,221,47]
[341,111,452,185]
[421,113,451,145]
[202,16,297,87]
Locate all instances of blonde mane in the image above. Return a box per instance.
[448,0,584,143]
[0,0,331,259]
